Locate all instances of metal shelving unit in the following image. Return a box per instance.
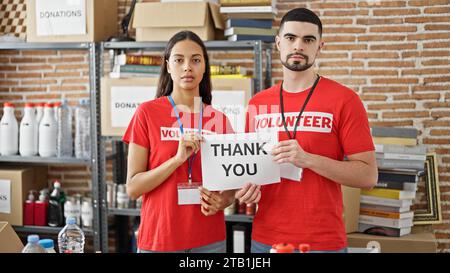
[225,214,254,223]
[12,225,94,236]
[108,208,140,217]
[0,42,102,252]
[102,40,272,94]
[97,40,272,252]
[0,156,90,164]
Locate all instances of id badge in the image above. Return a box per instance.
[280,163,303,182]
[177,182,201,205]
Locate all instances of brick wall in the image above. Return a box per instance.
[119,0,450,253]
[1,0,449,252]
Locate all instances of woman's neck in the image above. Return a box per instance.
[170,88,201,112]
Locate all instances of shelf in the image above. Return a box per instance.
[102,135,124,142]
[108,208,140,216]
[0,155,90,165]
[13,225,94,236]
[108,209,253,223]
[0,42,91,50]
[225,214,254,223]
[103,40,272,51]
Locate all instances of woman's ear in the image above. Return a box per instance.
[166,59,170,74]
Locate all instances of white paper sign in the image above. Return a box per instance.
[0,179,11,214]
[110,86,156,127]
[280,163,303,181]
[201,132,280,191]
[36,0,87,36]
[212,90,246,133]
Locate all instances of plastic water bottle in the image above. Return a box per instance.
[19,103,38,156]
[74,99,91,159]
[38,103,57,157]
[38,239,56,253]
[22,235,46,253]
[58,217,85,253]
[53,101,61,121]
[48,181,65,227]
[56,99,73,157]
[0,102,19,155]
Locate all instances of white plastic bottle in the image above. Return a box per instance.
[38,103,57,157]
[35,102,44,150]
[38,239,57,253]
[74,99,91,159]
[0,102,19,156]
[19,103,38,156]
[56,99,73,157]
[58,217,85,253]
[35,103,44,124]
[81,197,93,229]
[22,234,47,253]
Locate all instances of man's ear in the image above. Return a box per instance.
[275,35,281,51]
[318,40,324,51]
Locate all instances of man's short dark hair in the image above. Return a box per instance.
[279,8,323,37]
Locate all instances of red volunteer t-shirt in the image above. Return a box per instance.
[246,77,374,251]
[123,96,233,251]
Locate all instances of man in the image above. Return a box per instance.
[235,8,378,253]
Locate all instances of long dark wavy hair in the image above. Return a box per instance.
[156,31,212,105]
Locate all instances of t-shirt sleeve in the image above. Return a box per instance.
[338,95,374,156]
[122,104,150,149]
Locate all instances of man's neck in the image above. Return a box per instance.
[282,68,318,93]
[171,88,201,113]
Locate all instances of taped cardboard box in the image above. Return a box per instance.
[26,0,117,42]
[100,77,253,136]
[0,167,48,226]
[347,232,437,253]
[342,185,360,234]
[132,1,225,41]
[0,222,24,253]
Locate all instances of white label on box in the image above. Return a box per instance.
[0,179,11,214]
[212,90,246,133]
[36,0,87,36]
[233,230,245,253]
[110,86,157,128]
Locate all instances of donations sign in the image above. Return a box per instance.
[201,132,280,191]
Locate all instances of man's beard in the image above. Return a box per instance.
[281,53,314,72]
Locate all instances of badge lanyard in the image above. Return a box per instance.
[168,95,203,185]
[279,75,321,140]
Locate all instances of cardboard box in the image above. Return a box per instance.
[132,1,225,41]
[101,77,159,137]
[26,0,118,42]
[0,167,48,226]
[0,222,24,253]
[342,185,360,234]
[101,77,253,136]
[347,232,437,253]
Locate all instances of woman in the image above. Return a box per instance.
[123,31,235,253]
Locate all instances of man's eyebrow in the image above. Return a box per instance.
[303,35,317,40]
[283,33,297,37]
[283,33,317,40]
